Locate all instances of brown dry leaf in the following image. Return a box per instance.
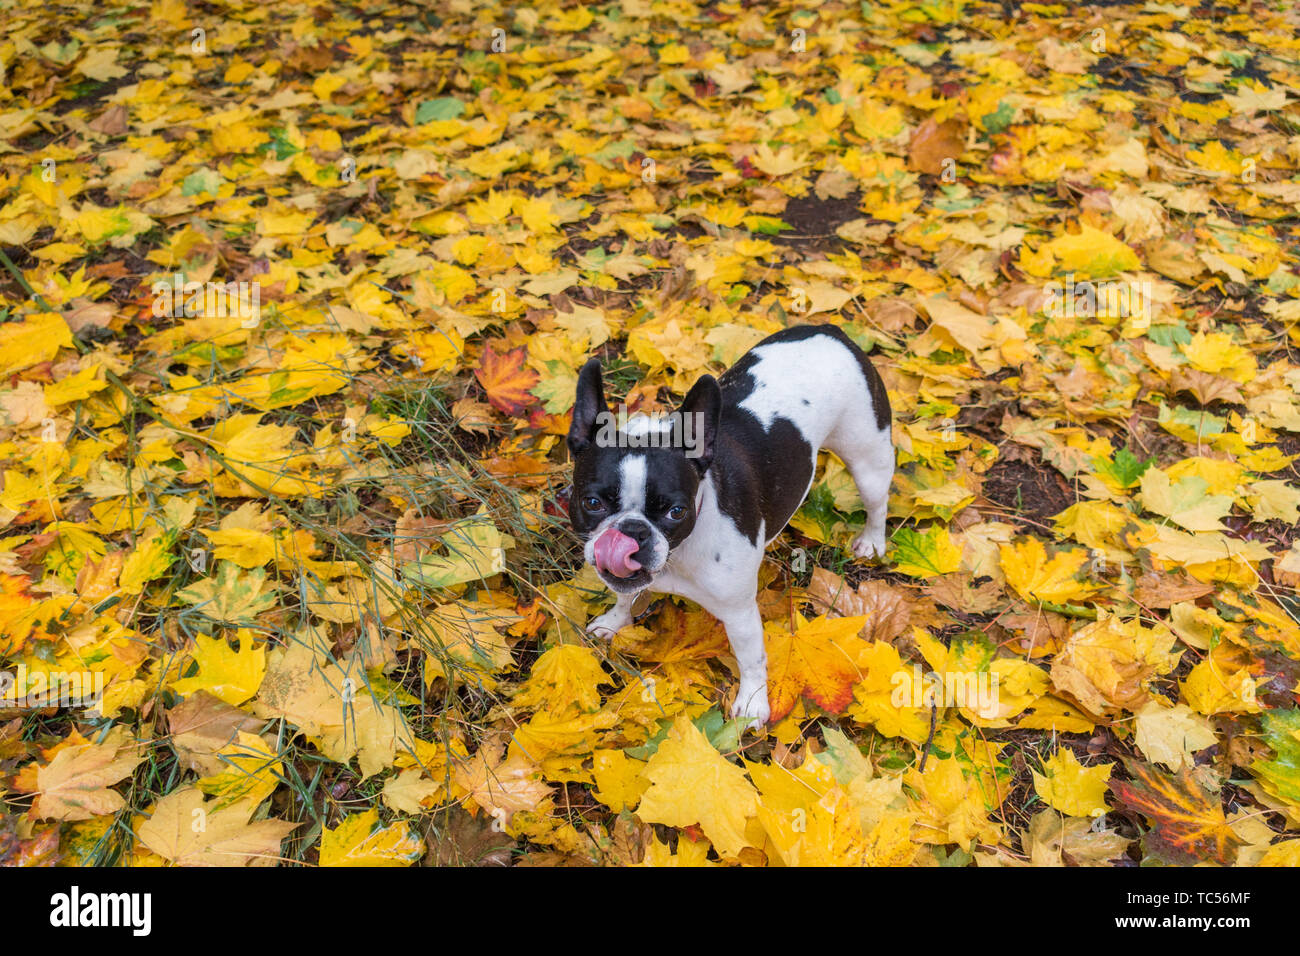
[452,740,551,827]
[167,690,265,775]
[813,166,857,200]
[864,297,918,334]
[1144,236,1205,283]
[62,299,115,334]
[925,572,1003,614]
[908,117,967,176]
[88,103,129,136]
[806,567,912,643]
[1130,571,1214,609]
[1169,367,1244,406]
[451,396,496,435]
[424,805,516,867]
[1002,606,1072,658]
[393,508,453,562]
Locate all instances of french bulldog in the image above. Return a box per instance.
[567,324,893,728]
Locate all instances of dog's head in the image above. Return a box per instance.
[567,358,720,593]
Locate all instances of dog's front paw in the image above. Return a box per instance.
[851,528,888,561]
[587,609,632,640]
[729,684,771,732]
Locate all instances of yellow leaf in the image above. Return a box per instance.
[765,613,870,722]
[136,788,296,866]
[640,833,717,866]
[847,639,935,743]
[1051,615,1181,715]
[195,731,282,807]
[208,505,273,564]
[1179,331,1255,383]
[119,527,176,595]
[1042,223,1140,278]
[1181,642,1261,715]
[320,808,423,866]
[1033,748,1112,817]
[1137,467,1234,532]
[381,767,443,815]
[1245,479,1300,524]
[0,312,73,376]
[44,364,107,406]
[513,644,607,719]
[170,631,267,706]
[905,754,1003,851]
[1134,702,1218,771]
[1000,537,1099,605]
[635,716,759,859]
[591,749,649,812]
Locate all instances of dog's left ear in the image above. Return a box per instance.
[677,373,721,475]
[567,358,609,458]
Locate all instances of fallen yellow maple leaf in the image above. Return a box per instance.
[635,715,758,860]
[1032,748,1112,817]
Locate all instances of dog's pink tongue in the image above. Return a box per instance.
[593,528,642,577]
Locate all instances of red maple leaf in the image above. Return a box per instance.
[474,345,540,417]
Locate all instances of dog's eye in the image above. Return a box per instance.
[667,505,687,520]
[582,496,605,513]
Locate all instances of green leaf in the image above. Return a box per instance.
[980,100,1015,134]
[402,515,512,589]
[1093,447,1154,489]
[530,359,578,414]
[1157,402,1226,442]
[182,167,224,197]
[889,525,962,578]
[742,215,791,235]
[818,725,872,784]
[588,138,636,167]
[175,562,277,623]
[415,97,465,123]
[1252,708,1300,806]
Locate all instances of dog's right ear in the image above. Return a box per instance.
[567,358,609,458]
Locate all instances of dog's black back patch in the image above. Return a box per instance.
[710,412,814,545]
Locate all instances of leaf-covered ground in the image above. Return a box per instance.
[2,0,1300,867]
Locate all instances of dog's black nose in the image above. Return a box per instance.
[617,518,652,545]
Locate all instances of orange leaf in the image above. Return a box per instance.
[765,614,869,723]
[1111,758,1242,865]
[908,117,967,176]
[612,602,730,663]
[73,550,124,613]
[475,345,540,417]
[0,574,38,655]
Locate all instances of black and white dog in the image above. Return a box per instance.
[567,325,893,728]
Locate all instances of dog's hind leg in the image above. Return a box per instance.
[826,418,895,560]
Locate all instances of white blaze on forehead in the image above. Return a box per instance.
[618,455,647,514]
